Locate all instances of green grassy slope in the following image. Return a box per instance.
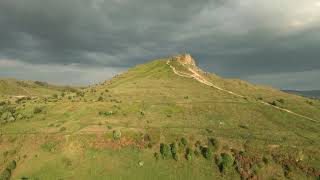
[0,55,319,180]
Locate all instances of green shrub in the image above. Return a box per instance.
[99,111,114,116]
[143,134,151,142]
[0,168,11,180]
[262,156,270,165]
[206,128,213,133]
[62,157,73,168]
[185,147,193,160]
[239,124,249,129]
[173,153,179,161]
[2,151,8,157]
[147,143,153,149]
[160,143,170,159]
[252,164,262,175]
[222,145,230,151]
[270,101,277,106]
[218,153,234,174]
[52,94,58,99]
[33,107,42,114]
[154,152,160,160]
[41,141,59,152]
[1,112,13,120]
[113,130,122,140]
[180,137,188,147]
[16,114,24,120]
[76,91,84,97]
[284,164,293,177]
[7,160,16,170]
[195,140,201,147]
[60,127,67,132]
[0,160,16,180]
[194,149,200,157]
[208,138,220,151]
[34,81,48,86]
[98,96,103,101]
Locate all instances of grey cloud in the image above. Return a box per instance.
[0,0,320,89]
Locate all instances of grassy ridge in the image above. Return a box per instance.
[0,79,76,96]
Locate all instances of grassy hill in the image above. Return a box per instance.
[0,55,319,180]
[0,79,77,97]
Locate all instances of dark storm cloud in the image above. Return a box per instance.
[0,0,320,89]
[0,0,212,66]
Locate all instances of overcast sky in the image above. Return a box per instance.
[0,0,320,90]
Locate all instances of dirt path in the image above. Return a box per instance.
[167,60,318,123]
[20,86,32,96]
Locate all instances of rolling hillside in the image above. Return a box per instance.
[0,54,319,179]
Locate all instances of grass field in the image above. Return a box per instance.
[0,55,319,179]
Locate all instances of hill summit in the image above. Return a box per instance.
[172,54,197,67]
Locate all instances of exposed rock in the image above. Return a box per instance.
[172,54,196,66]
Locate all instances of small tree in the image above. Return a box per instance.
[160,143,170,159]
[33,107,42,114]
[201,146,212,159]
[170,143,178,155]
[170,143,178,160]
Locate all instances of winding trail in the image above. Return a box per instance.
[167,60,318,123]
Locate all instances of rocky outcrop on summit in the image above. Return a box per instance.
[172,54,196,67]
